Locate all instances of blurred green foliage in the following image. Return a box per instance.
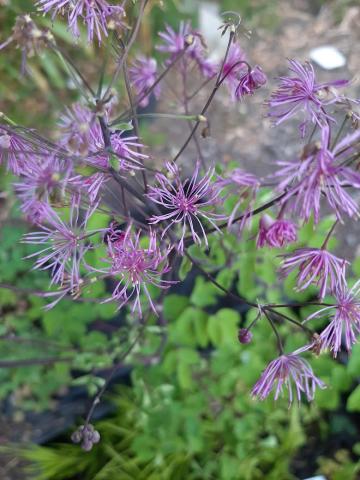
[8,248,360,478]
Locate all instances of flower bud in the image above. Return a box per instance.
[91,430,101,444]
[71,429,82,444]
[238,328,253,344]
[81,440,93,452]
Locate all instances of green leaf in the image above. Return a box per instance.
[347,385,360,412]
[109,154,120,171]
[347,343,360,378]
[236,240,257,299]
[207,309,239,347]
[178,256,192,281]
[316,387,339,411]
[171,306,209,347]
[177,362,193,390]
[193,310,209,348]
[331,365,352,393]
[352,257,360,277]
[112,121,134,131]
[176,348,200,390]
[207,315,223,346]
[190,276,218,308]
[216,268,235,290]
[163,295,189,322]
[353,442,360,456]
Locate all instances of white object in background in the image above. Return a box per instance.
[198,1,228,61]
[303,476,327,480]
[309,46,346,70]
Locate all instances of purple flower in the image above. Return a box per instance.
[280,247,348,299]
[101,225,173,315]
[235,65,267,101]
[221,41,247,100]
[37,0,126,43]
[110,130,147,170]
[129,55,160,107]
[23,201,95,290]
[157,22,189,56]
[148,162,223,253]
[307,281,360,357]
[256,215,271,248]
[58,103,95,156]
[157,22,215,78]
[15,157,68,224]
[59,103,147,171]
[257,215,297,248]
[0,128,29,175]
[21,199,55,225]
[274,127,360,223]
[266,220,297,247]
[267,59,350,136]
[218,168,260,191]
[69,172,109,205]
[252,348,325,403]
[0,14,51,58]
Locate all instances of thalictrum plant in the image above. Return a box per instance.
[0,2,360,450]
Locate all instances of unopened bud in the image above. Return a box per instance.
[71,430,83,444]
[91,430,101,444]
[201,126,211,138]
[72,424,101,451]
[238,328,253,344]
[197,115,207,123]
[81,440,93,452]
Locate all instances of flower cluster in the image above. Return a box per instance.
[280,247,348,299]
[274,127,360,223]
[252,348,326,404]
[129,56,160,107]
[0,128,30,175]
[257,215,297,248]
[267,59,351,137]
[157,21,215,78]
[59,102,146,203]
[15,156,68,224]
[101,224,173,315]
[306,281,360,357]
[0,14,53,57]
[37,0,127,43]
[71,424,101,452]
[23,201,93,291]
[148,162,223,253]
